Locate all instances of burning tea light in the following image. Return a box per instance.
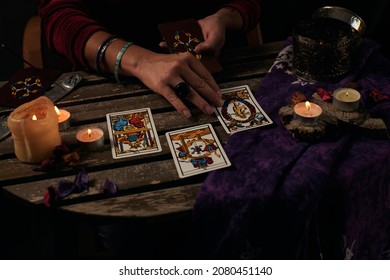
[7,96,62,163]
[332,87,361,112]
[54,106,71,131]
[294,101,323,124]
[76,127,104,151]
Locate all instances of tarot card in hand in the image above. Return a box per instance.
[215,85,273,134]
[158,18,222,73]
[166,123,231,178]
[106,108,162,159]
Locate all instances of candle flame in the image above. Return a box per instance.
[32,114,37,120]
[87,128,92,137]
[54,106,61,116]
[305,101,311,111]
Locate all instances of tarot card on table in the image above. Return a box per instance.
[106,108,162,159]
[166,123,231,178]
[215,85,273,134]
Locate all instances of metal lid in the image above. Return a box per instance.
[313,6,366,35]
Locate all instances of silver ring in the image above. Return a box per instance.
[174,82,191,98]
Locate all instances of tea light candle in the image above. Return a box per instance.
[294,101,323,124]
[54,106,71,131]
[7,96,62,163]
[332,87,361,112]
[76,127,104,151]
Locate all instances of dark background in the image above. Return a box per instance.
[0,0,389,81]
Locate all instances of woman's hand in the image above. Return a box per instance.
[122,45,224,118]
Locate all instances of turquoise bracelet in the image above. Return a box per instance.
[114,42,134,84]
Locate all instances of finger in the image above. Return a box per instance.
[181,55,223,107]
[159,41,169,49]
[184,88,216,115]
[171,79,214,115]
[159,85,192,118]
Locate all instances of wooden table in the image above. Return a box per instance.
[0,42,284,222]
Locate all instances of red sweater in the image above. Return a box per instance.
[38,0,261,69]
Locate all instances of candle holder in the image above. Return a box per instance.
[76,128,104,151]
[7,96,62,163]
[54,106,71,131]
[293,101,323,126]
[279,92,389,142]
[332,87,361,112]
[292,6,365,82]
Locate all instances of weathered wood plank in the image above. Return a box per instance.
[59,184,201,218]
[3,158,207,207]
[0,123,229,185]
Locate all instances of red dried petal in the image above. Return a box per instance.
[370,88,390,103]
[316,87,332,102]
[43,186,58,207]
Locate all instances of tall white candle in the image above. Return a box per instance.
[7,96,62,163]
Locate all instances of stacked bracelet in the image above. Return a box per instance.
[114,42,134,84]
[96,35,119,76]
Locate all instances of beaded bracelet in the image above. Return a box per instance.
[95,35,119,76]
[114,42,134,84]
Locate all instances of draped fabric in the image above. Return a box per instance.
[192,38,390,259]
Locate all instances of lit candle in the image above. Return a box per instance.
[294,101,322,124]
[332,87,361,112]
[7,96,62,163]
[76,127,104,151]
[54,106,71,131]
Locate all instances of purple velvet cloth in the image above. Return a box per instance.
[192,38,390,259]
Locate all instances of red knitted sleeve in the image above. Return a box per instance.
[221,0,261,31]
[38,0,107,69]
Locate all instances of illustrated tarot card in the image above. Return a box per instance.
[158,18,222,73]
[106,108,162,159]
[166,123,231,178]
[215,85,273,134]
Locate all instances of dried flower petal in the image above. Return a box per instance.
[74,169,89,193]
[62,152,80,166]
[34,158,57,171]
[103,178,118,195]
[53,144,71,158]
[370,88,390,103]
[57,180,75,198]
[44,186,58,207]
[290,91,307,105]
[316,87,332,102]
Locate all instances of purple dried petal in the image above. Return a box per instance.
[74,169,89,193]
[102,178,118,195]
[44,186,58,207]
[57,180,75,198]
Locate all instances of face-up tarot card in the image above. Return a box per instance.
[158,18,222,73]
[106,108,162,159]
[166,123,231,178]
[215,85,273,134]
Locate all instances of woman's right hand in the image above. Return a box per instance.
[121,45,224,118]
